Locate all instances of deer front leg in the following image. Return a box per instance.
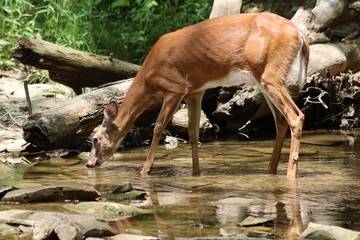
[140,94,184,176]
[185,91,205,176]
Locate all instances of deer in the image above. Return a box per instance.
[86,12,310,179]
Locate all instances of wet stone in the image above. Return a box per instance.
[0,223,22,238]
[32,212,82,240]
[4,156,32,167]
[63,201,150,221]
[112,182,133,193]
[102,190,147,201]
[1,185,100,203]
[238,216,275,227]
[6,139,27,153]
[299,222,360,240]
[0,186,15,199]
[0,210,116,239]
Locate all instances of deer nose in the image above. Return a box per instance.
[86,162,95,168]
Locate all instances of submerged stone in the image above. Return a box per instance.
[301,134,346,146]
[242,147,318,155]
[175,237,270,240]
[216,197,268,206]
[238,216,275,227]
[64,201,150,221]
[1,185,100,203]
[111,233,160,240]
[299,222,360,240]
[102,190,147,201]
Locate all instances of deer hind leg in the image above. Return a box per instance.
[264,96,289,174]
[259,78,304,178]
[184,91,205,176]
[140,93,184,176]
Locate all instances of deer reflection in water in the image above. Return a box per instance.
[93,176,306,239]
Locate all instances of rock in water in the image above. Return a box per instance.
[0,210,116,238]
[111,233,160,240]
[32,212,82,240]
[299,222,360,240]
[112,182,133,193]
[0,186,15,199]
[64,201,150,221]
[238,216,275,227]
[2,185,100,203]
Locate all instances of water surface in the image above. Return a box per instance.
[1,129,360,239]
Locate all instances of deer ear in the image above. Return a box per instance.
[104,98,118,124]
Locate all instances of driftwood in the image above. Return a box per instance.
[12,38,140,94]
[300,72,360,129]
[22,79,160,150]
[209,0,242,19]
[291,0,360,44]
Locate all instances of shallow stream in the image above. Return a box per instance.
[1,129,360,239]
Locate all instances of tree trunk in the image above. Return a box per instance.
[291,0,360,44]
[22,79,160,150]
[209,0,242,19]
[12,38,141,94]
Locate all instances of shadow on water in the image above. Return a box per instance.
[1,129,360,239]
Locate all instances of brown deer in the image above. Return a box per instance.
[86,12,309,178]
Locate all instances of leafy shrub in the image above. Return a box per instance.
[0,0,41,68]
[0,0,212,69]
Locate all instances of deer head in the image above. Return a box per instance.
[86,99,122,167]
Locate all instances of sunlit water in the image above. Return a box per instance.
[1,130,360,239]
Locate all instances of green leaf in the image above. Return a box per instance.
[0,39,10,46]
[111,0,130,7]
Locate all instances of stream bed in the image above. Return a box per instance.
[1,129,360,239]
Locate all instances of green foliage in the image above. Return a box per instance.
[0,0,39,68]
[90,0,212,63]
[0,0,212,69]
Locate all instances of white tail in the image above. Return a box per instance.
[87,12,310,179]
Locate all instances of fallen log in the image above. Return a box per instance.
[12,38,141,94]
[22,79,160,150]
[291,0,360,44]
